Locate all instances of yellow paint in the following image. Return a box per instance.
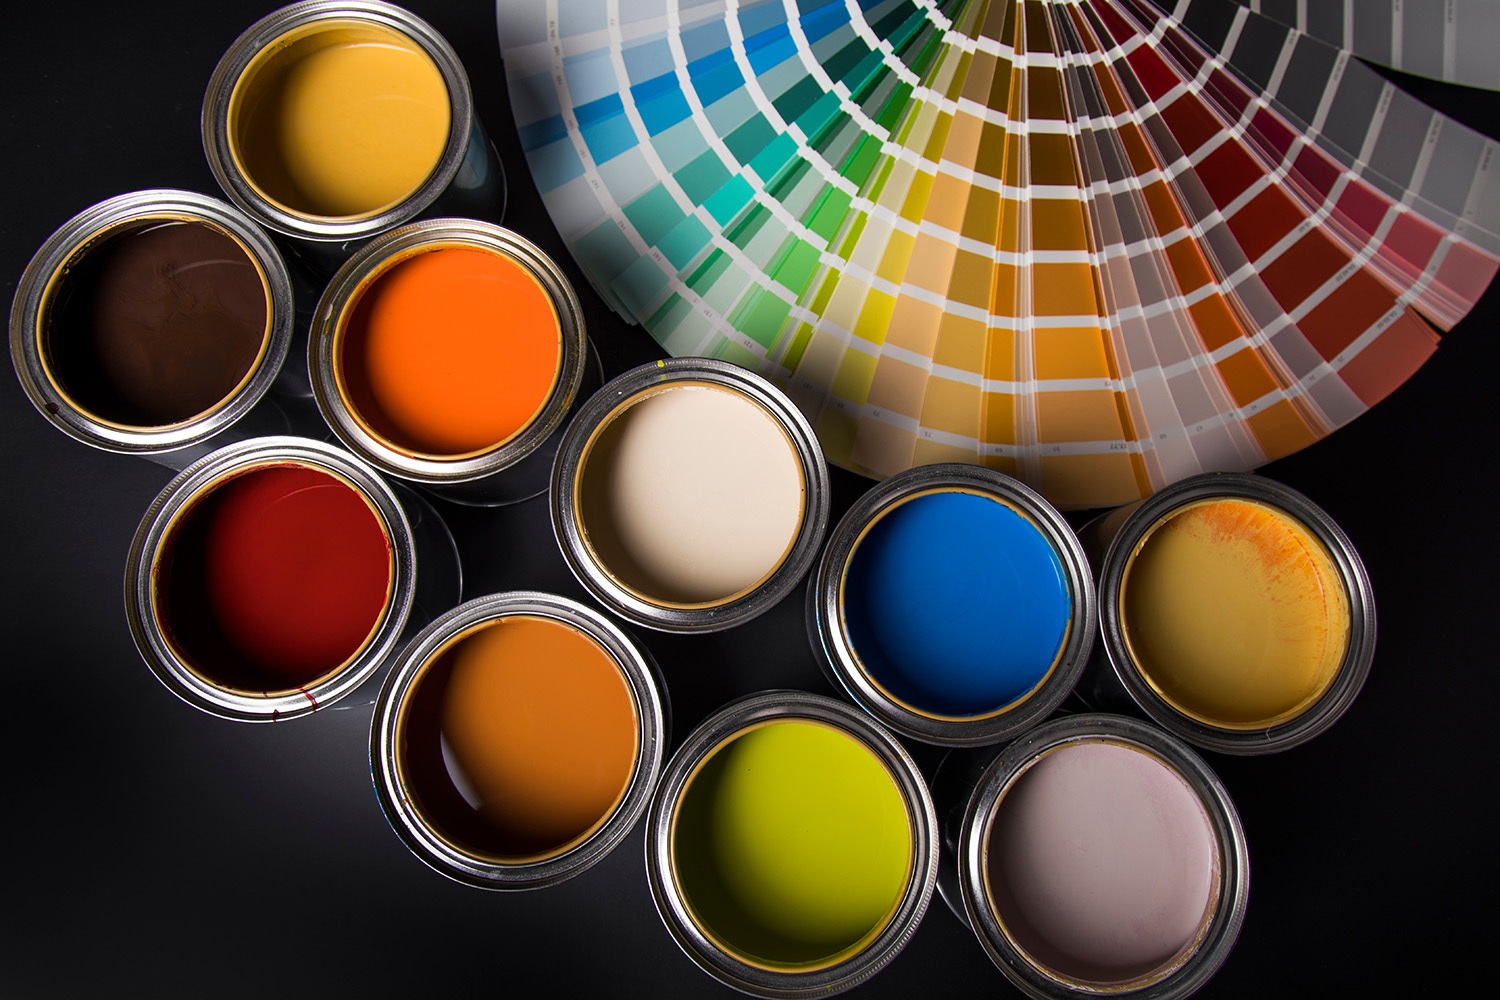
[229,19,450,220]
[853,290,895,345]
[833,348,877,404]
[1120,498,1351,729]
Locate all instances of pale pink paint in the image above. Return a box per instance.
[984,740,1219,985]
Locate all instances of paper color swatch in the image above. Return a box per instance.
[497,0,1498,508]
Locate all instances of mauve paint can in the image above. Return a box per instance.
[935,713,1249,1000]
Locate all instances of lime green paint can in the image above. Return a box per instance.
[646,692,938,997]
[673,719,911,968]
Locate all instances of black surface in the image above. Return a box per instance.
[3,3,1495,997]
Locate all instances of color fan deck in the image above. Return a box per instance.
[498,0,1499,509]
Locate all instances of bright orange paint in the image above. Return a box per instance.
[337,244,561,457]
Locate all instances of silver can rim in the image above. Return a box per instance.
[123,435,418,722]
[809,463,1097,746]
[9,188,294,455]
[1096,471,1377,755]
[200,0,475,242]
[369,590,669,890]
[550,358,832,633]
[957,712,1250,1000]
[308,218,589,485]
[643,690,939,999]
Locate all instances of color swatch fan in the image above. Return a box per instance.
[496,0,1499,508]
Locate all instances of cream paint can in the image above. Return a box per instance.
[551,358,830,632]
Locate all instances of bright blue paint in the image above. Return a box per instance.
[841,491,1072,717]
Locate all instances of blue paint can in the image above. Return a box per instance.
[808,464,1096,746]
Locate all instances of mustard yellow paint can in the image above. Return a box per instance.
[202,1,504,257]
[1093,473,1374,754]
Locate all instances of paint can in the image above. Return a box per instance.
[940,713,1248,1000]
[1083,472,1375,754]
[808,463,1096,746]
[370,591,668,890]
[551,358,831,633]
[124,435,461,722]
[308,218,595,505]
[201,0,505,271]
[645,690,937,998]
[10,189,301,468]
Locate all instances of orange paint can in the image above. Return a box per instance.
[309,219,594,504]
[371,591,668,890]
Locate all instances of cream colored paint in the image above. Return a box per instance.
[577,382,805,607]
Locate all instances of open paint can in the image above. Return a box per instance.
[1086,472,1375,754]
[552,358,830,632]
[309,218,593,504]
[949,713,1248,1000]
[202,0,504,267]
[645,690,937,998]
[10,189,298,467]
[124,435,460,722]
[370,591,668,890]
[808,463,1096,746]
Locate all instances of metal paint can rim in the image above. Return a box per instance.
[369,590,669,891]
[123,435,419,722]
[9,188,294,456]
[957,713,1249,1000]
[307,218,588,488]
[201,0,477,242]
[643,690,938,998]
[550,358,832,633]
[808,462,1097,746]
[1094,471,1376,755]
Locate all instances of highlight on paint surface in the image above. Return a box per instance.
[154,463,394,693]
[40,218,269,428]
[229,18,451,219]
[840,488,1071,717]
[576,381,806,606]
[396,615,640,863]
[1119,496,1351,729]
[983,739,1220,987]
[336,243,563,457]
[670,719,913,970]
[497,0,1499,509]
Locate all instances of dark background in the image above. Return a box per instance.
[2,2,1494,997]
